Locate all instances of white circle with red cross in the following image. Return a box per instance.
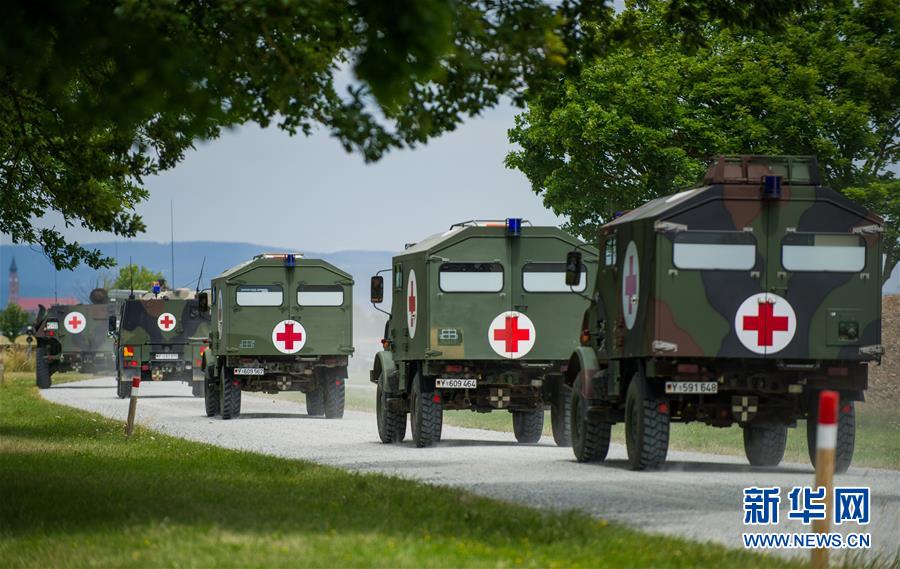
[63,311,86,334]
[272,319,307,354]
[734,293,797,354]
[488,311,536,359]
[406,269,418,340]
[157,312,177,332]
[621,241,640,330]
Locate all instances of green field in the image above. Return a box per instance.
[312,383,900,470]
[0,374,797,568]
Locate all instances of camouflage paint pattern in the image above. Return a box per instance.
[32,302,117,372]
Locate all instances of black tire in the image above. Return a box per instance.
[624,373,670,470]
[551,383,572,447]
[571,376,611,462]
[191,380,204,398]
[116,377,132,399]
[513,410,544,443]
[221,370,242,420]
[204,368,220,417]
[376,376,407,443]
[410,373,442,447]
[306,385,325,417]
[743,424,788,467]
[324,371,345,419]
[35,347,51,389]
[807,397,856,474]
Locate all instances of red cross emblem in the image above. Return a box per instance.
[158,312,177,331]
[272,319,307,354]
[735,293,796,355]
[488,311,536,359]
[408,280,416,314]
[64,311,86,334]
[624,256,637,315]
[406,269,418,339]
[621,241,640,330]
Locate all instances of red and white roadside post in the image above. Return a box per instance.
[124,376,141,437]
[812,390,838,569]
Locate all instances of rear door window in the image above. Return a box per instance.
[782,234,865,272]
[236,285,283,306]
[673,231,757,270]
[439,262,504,292]
[297,284,344,306]
[522,262,587,292]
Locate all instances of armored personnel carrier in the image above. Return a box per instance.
[31,288,117,388]
[563,156,883,471]
[201,254,354,420]
[370,220,596,447]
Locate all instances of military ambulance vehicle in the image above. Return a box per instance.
[563,155,883,471]
[114,284,211,398]
[201,254,354,420]
[370,219,596,447]
[31,288,117,388]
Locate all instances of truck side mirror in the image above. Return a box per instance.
[107,315,117,334]
[371,276,384,304]
[198,291,209,313]
[565,251,583,287]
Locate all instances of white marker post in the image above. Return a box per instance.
[124,376,141,437]
[812,390,838,569]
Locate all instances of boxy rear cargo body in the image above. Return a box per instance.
[32,300,117,387]
[567,156,883,471]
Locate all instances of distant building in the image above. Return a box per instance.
[8,257,19,306]
[5,256,77,313]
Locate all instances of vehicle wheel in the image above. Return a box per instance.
[116,377,132,399]
[743,423,788,467]
[35,347,51,389]
[204,368,220,417]
[571,376,611,462]
[807,396,855,474]
[376,376,406,443]
[513,410,544,443]
[324,371,345,419]
[221,369,242,420]
[191,380,204,398]
[306,384,325,417]
[625,373,670,470]
[410,373,442,447]
[551,383,572,447]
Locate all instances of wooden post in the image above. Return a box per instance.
[811,390,838,569]
[124,376,141,437]
[0,362,5,386]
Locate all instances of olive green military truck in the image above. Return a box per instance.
[31,288,118,388]
[370,220,597,447]
[201,254,354,420]
[563,156,884,471]
[114,286,211,398]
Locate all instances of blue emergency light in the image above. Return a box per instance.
[152,283,161,295]
[506,218,522,237]
[763,175,782,199]
[285,254,296,268]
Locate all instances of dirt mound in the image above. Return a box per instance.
[868,295,899,408]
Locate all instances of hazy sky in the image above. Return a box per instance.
[23,101,561,254]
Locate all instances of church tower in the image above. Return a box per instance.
[8,257,19,306]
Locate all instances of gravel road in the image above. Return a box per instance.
[43,378,899,560]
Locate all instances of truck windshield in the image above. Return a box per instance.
[523,262,586,292]
[673,231,756,270]
[236,285,283,306]
[782,234,865,272]
[439,262,503,292]
[298,284,344,306]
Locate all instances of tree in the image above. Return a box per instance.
[507,0,900,283]
[0,303,31,342]
[1,0,816,271]
[112,265,164,292]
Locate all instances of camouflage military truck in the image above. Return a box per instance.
[370,220,597,447]
[201,254,354,420]
[114,286,211,398]
[563,156,883,471]
[31,288,118,388]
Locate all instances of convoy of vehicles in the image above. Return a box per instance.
[368,220,596,447]
[201,254,354,420]
[562,155,883,471]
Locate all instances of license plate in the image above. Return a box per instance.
[234,367,265,376]
[665,381,718,394]
[46,322,59,330]
[435,378,477,389]
[154,353,179,360]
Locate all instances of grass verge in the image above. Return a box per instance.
[0,375,796,568]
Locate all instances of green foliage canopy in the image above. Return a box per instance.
[0,302,31,342]
[112,264,164,292]
[507,0,899,282]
